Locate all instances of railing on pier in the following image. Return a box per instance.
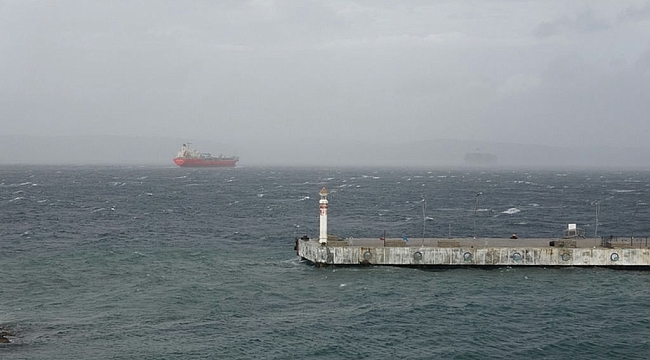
[601,236,650,249]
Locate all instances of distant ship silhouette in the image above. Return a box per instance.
[464,152,498,165]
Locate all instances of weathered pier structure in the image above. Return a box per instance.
[296,188,650,267]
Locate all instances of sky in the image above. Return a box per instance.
[1,0,650,165]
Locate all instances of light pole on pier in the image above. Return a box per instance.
[593,201,600,239]
[422,196,426,241]
[473,192,482,239]
[631,200,640,246]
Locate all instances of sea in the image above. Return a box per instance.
[1,165,649,359]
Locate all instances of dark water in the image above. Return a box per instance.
[1,166,649,359]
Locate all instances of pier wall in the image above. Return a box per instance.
[298,239,650,267]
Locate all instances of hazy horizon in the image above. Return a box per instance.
[2,1,649,167]
[2,134,650,170]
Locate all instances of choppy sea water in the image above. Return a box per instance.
[1,165,649,359]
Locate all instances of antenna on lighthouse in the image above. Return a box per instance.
[319,187,329,245]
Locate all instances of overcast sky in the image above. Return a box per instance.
[2,0,650,151]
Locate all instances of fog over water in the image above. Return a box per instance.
[1,1,649,168]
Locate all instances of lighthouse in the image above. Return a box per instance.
[319,187,329,245]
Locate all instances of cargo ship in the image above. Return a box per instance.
[173,143,238,167]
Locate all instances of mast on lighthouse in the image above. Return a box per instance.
[319,187,329,245]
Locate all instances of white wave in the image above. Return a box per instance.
[612,189,634,193]
[502,208,521,214]
[257,193,264,197]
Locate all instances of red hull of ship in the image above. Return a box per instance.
[173,158,238,167]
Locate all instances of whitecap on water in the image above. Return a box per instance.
[502,208,521,214]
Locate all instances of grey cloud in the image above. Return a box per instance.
[534,9,610,38]
[618,2,650,23]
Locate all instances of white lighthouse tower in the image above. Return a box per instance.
[319,187,329,245]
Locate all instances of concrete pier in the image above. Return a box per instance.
[296,188,650,267]
[296,237,650,267]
